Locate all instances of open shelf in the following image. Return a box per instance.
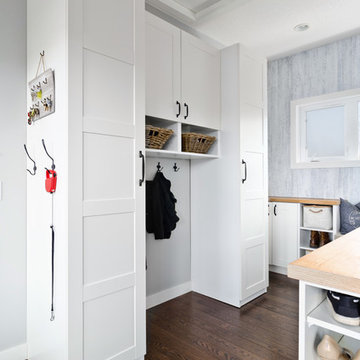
[299,246,315,251]
[339,335,360,354]
[145,148,219,160]
[300,226,334,233]
[308,299,360,341]
[145,116,220,159]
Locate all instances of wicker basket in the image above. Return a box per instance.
[146,125,174,149]
[182,132,216,154]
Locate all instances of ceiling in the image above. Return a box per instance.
[147,0,360,59]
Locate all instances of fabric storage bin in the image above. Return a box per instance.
[303,205,332,230]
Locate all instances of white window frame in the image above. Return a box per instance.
[291,88,360,169]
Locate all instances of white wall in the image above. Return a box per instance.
[27,1,69,359]
[146,158,191,297]
[0,0,27,353]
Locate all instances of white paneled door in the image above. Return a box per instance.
[181,31,221,129]
[82,0,145,359]
[240,53,268,303]
[270,202,299,268]
[146,12,181,121]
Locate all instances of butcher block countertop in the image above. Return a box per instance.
[269,196,340,206]
[288,228,360,294]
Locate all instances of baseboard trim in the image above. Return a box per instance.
[0,344,27,360]
[240,288,267,307]
[147,281,192,309]
[270,265,288,276]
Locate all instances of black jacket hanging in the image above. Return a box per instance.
[146,171,179,239]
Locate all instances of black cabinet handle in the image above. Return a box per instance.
[274,204,277,216]
[184,103,189,119]
[176,101,181,118]
[139,150,145,186]
[242,159,247,183]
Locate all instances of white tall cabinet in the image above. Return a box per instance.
[191,44,268,307]
[27,1,146,359]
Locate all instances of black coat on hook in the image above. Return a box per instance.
[146,172,179,239]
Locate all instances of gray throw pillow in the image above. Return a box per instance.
[340,198,360,234]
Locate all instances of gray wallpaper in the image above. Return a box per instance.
[268,34,360,203]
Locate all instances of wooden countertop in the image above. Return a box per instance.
[288,228,360,294]
[269,196,340,206]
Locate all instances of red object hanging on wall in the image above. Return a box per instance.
[45,169,57,193]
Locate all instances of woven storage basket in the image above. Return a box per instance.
[146,125,174,149]
[182,132,216,154]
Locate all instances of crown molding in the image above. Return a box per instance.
[145,0,241,24]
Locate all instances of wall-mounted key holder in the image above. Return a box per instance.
[28,51,55,125]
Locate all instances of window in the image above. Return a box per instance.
[291,89,360,168]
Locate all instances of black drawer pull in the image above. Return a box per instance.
[176,101,181,118]
[242,159,247,183]
[184,103,189,119]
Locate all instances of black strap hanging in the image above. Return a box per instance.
[42,139,57,321]
[50,223,55,321]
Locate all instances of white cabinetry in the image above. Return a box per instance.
[145,13,181,121]
[27,1,145,360]
[269,199,340,275]
[269,202,299,273]
[181,32,221,129]
[191,44,268,307]
[146,13,221,129]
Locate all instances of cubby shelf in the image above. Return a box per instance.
[300,226,333,233]
[299,246,314,251]
[145,116,220,159]
[298,203,340,258]
[308,299,360,341]
[145,148,219,160]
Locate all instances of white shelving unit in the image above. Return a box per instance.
[308,299,360,341]
[300,282,360,359]
[145,116,220,160]
[298,203,340,257]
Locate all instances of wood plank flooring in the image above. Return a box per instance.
[145,272,299,360]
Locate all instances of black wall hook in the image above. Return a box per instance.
[173,163,180,172]
[24,144,37,175]
[156,162,163,172]
[42,139,55,170]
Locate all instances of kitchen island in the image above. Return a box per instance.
[288,228,360,359]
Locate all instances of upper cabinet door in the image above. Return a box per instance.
[146,13,181,121]
[181,32,221,130]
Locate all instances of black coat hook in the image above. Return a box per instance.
[173,163,180,172]
[156,162,163,172]
[40,50,45,57]
[42,139,55,170]
[24,144,37,175]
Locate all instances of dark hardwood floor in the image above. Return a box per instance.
[145,272,299,360]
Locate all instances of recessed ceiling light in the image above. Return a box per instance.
[293,23,310,32]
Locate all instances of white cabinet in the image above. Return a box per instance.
[146,13,181,121]
[191,44,268,308]
[146,13,221,129]
[27,1,146,360]
[269,202,299,271]
[181,32,221,129]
